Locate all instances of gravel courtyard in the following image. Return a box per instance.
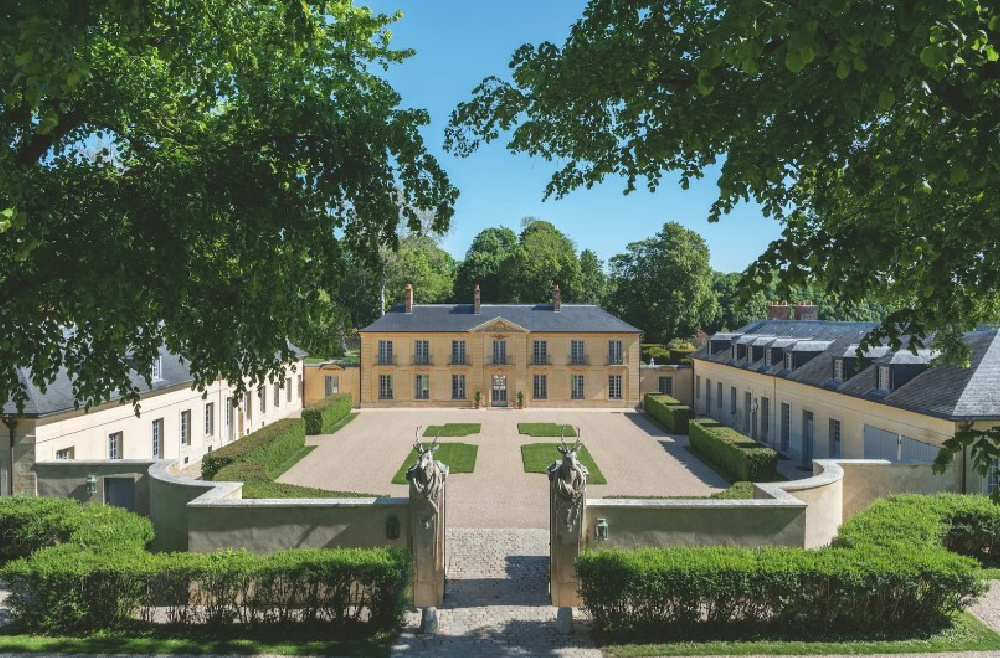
[278,408,728,528]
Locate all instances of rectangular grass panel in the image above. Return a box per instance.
[422,423,481,437]
[391,442,478,484]
[520,442,607,484]
[516,422,578,437]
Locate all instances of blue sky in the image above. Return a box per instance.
[364,0,781,273]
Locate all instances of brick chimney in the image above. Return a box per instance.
[552,283,561,312]
[404,283,413,313]
[794,300,819,321]
[473,283,481,315]
[766,300,791,321]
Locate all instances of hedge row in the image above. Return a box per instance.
[577,493,992,639]
[0,497,409,635]
[0,496,84,566]
[688,418,777,482]
[644,393,693,434]
[302,393,352,435]
[201,417,305,480]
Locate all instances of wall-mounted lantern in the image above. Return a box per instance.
[386,515,401,540]
[86,474,98,496]
[595,517,609,541]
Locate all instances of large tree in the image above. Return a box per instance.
[577,249,609,306]
[2,1,457,411]
[383,234,458,309]
[513,218,582,303]
[446,0,1000,364]
[454,227,520,302]
[607,222,719,342]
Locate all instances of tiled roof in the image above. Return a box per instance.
[694,320,1000,420]
[360,304,641,333]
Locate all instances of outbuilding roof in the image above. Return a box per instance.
[361,304,641,333]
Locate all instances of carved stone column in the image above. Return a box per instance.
[408,455,448,608]
[548,449,587,608]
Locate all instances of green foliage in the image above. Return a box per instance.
[578,248,609,305]
[0,496,85,566]
[2,1,457,414]
[520,443,607,485]
[577,494,992,640]
[391,443,478,484]
[607,481,753,500]
[421,423,481,437]
[241,483,380,500]
[0,498,409,635]
[383,234,458,311]
[688,419,777,482]
[454,227,521,302]
[513,219,583,303]
[606,223,719,343]
[644,394,693,434]
[302,393,353,435]
[201,418,305,480]
[516,422,578,437]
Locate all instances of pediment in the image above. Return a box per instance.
[471,317,529,333]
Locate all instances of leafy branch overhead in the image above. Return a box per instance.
[447,0,1000,362]
[1,1,458,412]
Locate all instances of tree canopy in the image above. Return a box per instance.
[454,227,521,303]
[1,1,457,411]
[447,0,1000,362]
[513,219,582,303]
[382,234,458,308]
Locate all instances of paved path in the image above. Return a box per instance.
[280,408,727,528]
[391,528,600,657]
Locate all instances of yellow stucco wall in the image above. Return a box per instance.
[638,365,694,406]
[359,329,641,408]
[304,363,361,407]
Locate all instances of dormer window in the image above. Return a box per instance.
[784,352,793,370]
[833,359,844,380]
[151,357,162,381]
[876,365,891,392]
[731,345,737,361]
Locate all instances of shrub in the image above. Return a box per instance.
[644,393,693,434]
[641,343,671,363]
[302,393,352,435]
[578,493,993,640]
[201,418,305,480]
[688,418,777,482]
[0,496,84,565]
[666,338,697,364]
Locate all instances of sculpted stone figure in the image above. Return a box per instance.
[407,432,448,528]
[548,434,588,532]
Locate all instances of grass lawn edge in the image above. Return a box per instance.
[391,442,478,484]
[520,442,607,485]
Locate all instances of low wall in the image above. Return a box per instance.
[771,460,844,547]
[147,461,231,552]
[34,459,155,516]
[838,459,960,519]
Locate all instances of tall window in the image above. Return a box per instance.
[571,340,586,365]
[658,376,673,395]
[379,374,393,399]
[204,403,214,436]
[108,432,123,459]
[833,359,844,380]
[414,340,430,365]
[451,340,467,365]
[225,396,232,437]
[829,419,842,458]
[695,375,701,399]
[706,378,712,410]
[780,402,791,451]
[761,397,770,442]
[415,374,430,399]
[716,382,722,409]
[273,383,280,408]
[180,410,191,446]
[325,375,339,396]
[877,365,891,392]
[378,340,394,365]
[245,393,252,420]
[987,459,1000,497]
[784,352,794,370]
[533,374,547,399]
[150,357,162,381]
[608,375,622,399]
[730,386,737,414]
[452,374,466,399]
[571,375,585,399]
[151,419,164,458]
[533,340,548,365]
[258,387,265,413]
[608,340,623,365]
[286,377,293,402]
[493,339,507,365]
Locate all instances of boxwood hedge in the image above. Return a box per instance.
[688,418,777,482]
[644,393,693,434]
[0,497,410,635]
[302,393,352,435]
[201,417,305,480]
[577,493,992,640]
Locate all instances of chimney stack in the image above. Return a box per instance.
[404,283,413,314]
[794,300,819,321]
[766,300,791,321]
[552,283,561,312]
[473,283,481,315]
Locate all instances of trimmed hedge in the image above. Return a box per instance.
[644,393,693,434]
[688,418,777,482]
[0,496,85,566]
[0,497,409,635]
[577,493,992,639]
[302,393,352,435]
[201,418,305,480]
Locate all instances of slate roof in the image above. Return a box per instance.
[5,342,307,418]
[693,320,1000,421]
[360,304,641,333]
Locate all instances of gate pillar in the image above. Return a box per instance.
[408,441,448,608]
[549,438,587,607]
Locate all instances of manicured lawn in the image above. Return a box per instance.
[520,442,607,484]
[242,482,382,499]
[391,442,478,484]
[517,422,578,437]
[603,612,1000,655]
[605,481,754,500]
[422,423,481,437]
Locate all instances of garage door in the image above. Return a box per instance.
[864,425,900,461]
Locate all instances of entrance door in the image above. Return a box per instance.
[780,403,791,454]
[105,477,136,512]
[744,392,752,435]
[802,411,814,467]
[491,375,508,407]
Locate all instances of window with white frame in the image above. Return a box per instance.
[286,377,293,402]
[451,340,467,365]
[108,432,123,459]
[151,356,162,381]
[379,374,393,399]
[717,381,722,409]
[151,418,164,457]
[730,386,737,414]
[877,365,891,392]
[658,376,674,395]
[415,374,430,399]
[258,387,265,413]
[324,375,339,396]
[533,340,548,365]
[378,340,394,365]
[452,374,466,399]
[987,459,1000,496]
[785,352,794,370]
[571,375,585,399]
[533,374,547,399]
[273,383,280,408]
[245,393,252,420]
[180,410,191,446]
[695,375,701,399]
[56,447,74,460]
[204,403,214,436]
[225,396,232,436]
[493,339,507,365]
[608,375,623,399]
[833,358,844,380]
[608,340,623,365]
[414,340,430,365]
[571,340,586,365]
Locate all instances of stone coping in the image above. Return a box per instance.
[774,459,844,493]
[35,459,158,466]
